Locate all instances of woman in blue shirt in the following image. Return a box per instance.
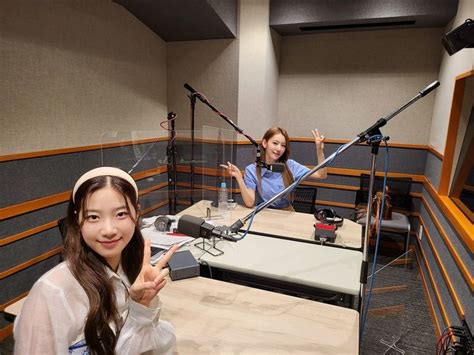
[225,127,327,210]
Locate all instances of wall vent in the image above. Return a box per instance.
[300,20,416,32]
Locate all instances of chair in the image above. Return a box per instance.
[355,174,412,254]
[57,218,68,261]
[293,186,317,214]
[58,217,68,242]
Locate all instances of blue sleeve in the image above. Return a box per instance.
[244,164,257,190]
[287,159,310,180]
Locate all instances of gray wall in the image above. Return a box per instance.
[166,38,240,134]
[278,27,443,142]
[237,0,280,137]
[429,0,474,153]
[418,0,474,334]
[0,0,168,155]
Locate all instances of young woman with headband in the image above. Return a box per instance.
[225,127,327,210]
[14,167,179,355]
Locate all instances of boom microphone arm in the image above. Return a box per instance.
[229,80,441,233]
[183,83,280,171]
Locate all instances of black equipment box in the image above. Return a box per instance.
[168,250,200,281]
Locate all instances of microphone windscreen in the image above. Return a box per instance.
[269,163,286,173]
[177,215,203,238]
[419,80,440,97]
[184,83,196,93]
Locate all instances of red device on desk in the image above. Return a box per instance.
[166,231,188,237]
[314,223,336,243]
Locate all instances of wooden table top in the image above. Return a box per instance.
[179,200,362,249]
[160,276,359,354]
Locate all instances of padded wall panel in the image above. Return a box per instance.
[419,229,464,327]
[416,250,446,332]
[422,189,473,264]
[0,141,168,208]
[420,197,474,328]
[317,187,356,205]
[424,152,443,190]
[1,230,62,272]
[1,203,67,239]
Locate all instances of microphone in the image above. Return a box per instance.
[419,80,440,97]
[256,161,285,173]
[184,83,207,102]
[184,83,197,94]
[265,163,285,173]
[177,215,237,242]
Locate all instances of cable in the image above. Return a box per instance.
[231,201,262,241]
[199,260,213,279]
[436,324,474,354]
[359,135,390,339]
[160,112,178,145]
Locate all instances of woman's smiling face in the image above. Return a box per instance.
[80,186,137,271]
[263,133,287,164]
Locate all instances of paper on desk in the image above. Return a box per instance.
[141,215,194,249]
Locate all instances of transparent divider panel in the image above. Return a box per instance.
[100,127,234,217]
[174,127,235,226]
[361,248,416,354]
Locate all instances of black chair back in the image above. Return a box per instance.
[293,186,317,214]
[57,217,68,243]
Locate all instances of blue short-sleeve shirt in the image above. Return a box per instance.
[244,159,310,208]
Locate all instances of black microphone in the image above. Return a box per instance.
[266,163,285,173]
[256,161,285,173]
[184,83,207,102]
[177,215,237,242]
[184,83,197,94]
[419,80,440,97]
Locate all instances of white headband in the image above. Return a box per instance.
[72,167,138,203]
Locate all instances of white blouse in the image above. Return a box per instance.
[14,262,176,354]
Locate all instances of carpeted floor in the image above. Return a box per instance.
[360,247,437,354]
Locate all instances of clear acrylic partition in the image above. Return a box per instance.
[361,248,416,354]
[100,127,235,217]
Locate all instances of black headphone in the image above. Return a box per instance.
[154,216,174,232]
[315,208,344,227]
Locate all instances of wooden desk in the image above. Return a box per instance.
[5,278,359,354]
[4,298,24,322]
[162,277,360,354]
[179,200,362,249]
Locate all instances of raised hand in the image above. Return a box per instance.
[225,162,243,180]
[129,240,179,307]
[311,129,325,150]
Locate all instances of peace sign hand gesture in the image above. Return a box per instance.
[225,162,243,179]
[130,240,180,307]
[311,129,325,150]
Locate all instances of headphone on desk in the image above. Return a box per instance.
[154,215,174,232]
[314,208,344,227]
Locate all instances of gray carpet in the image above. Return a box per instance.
[360,248,437,354]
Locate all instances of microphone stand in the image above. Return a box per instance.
[188,93,197,205]
[167,112,178,215]
[183,83,267,179]
[227,80,440,330]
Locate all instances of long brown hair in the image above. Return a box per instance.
[256,127,294,192]
[63,175,144,355]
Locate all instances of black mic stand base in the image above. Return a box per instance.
[194,236,224,257]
